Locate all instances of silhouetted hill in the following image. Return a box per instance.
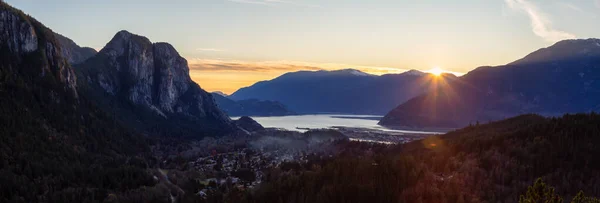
[380,39,600,128]
[234,116,265,132]
[212,93,296,117]
[231,69,445,114]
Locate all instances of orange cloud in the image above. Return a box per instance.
[187,58,419,94]
[188,59,323,72]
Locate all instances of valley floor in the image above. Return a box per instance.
[149,114,600,203]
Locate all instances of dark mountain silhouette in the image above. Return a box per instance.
[53,32,97,64]
[234,116,265,132]
[75,30,237,138]
[0,2,155,201]
[212,93,296,117]
[380,38,600,129]
[213,91,229,97]
[230,69,445,114]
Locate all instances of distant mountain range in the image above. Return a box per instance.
[212,93,296,117]
[380,38,600,129]
[230,69,447,114]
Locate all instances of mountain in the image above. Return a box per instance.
[230,69,444,114]
[76,30,237,137]
[0,2,156,201]
[54,32,97,64]
[234,116,265,132]
[510,38,600,65]
[213,91,229,97]
[380,38,600,129]
[212,93,296,117]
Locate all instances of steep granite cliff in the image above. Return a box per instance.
[77,30,236,137]
[0,2,155,201]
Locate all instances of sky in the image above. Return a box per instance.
[6,0,600,94]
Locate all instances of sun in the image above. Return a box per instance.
[429,67,443,76]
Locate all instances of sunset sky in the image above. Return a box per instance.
[7,0,600,94]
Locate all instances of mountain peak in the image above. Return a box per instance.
[402,69,426,76]
[115,30,132,36]
[511,38,600,65]
[554,38,600,46]
[330,69,373,76]
[213,91,229,97]
[78,30,235,137]
[101,30,152,55]
[113,30,144,41]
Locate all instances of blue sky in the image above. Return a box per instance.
[6,0,600,93]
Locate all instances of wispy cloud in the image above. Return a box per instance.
[225,0,322,8]
[504,0,576,42]
[196,48,225,52]
[187,59,415,94]
[188,59,323,72]
[187,58,411,75]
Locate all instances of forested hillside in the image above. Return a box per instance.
[237,114,600,203]
[0,2,159,202]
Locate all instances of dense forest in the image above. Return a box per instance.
[0,2,161,202]
[226,114,600,203]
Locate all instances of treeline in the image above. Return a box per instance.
[520,178,600,203]
[228,114,600,203]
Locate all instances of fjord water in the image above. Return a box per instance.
[236,114,439,134]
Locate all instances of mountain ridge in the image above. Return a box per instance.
[380,38,600,128]
[230,69,445,114]
[53,32,97,64]
[212,92,296,117]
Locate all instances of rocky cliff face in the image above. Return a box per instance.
[54,32,96,64]
[0,2,155,200]
[0,9,38,54]
[0,4,77,95]
[77,30,235,137]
